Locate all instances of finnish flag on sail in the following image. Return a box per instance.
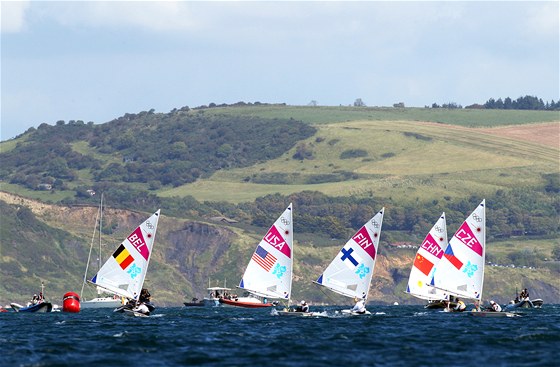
[340,244,363,270]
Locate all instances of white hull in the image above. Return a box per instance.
[81,297,123,309]
[340,309,372,316]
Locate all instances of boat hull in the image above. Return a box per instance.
[123,309,149,317]
[183,302,205,307]
[81,297,122,309]
[467,311,520,318]
[114,302,156,314]
[218,298,274,308]
[504,298,544,310]
[340,309,371,316]
[276,310,314,317]
[425,300,458,309]
[13,302,53,313]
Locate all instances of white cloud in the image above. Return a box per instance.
[524,2,559,39]
[1,0,30,33]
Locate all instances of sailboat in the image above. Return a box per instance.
[219,203,293,308]
[430,201,485,307]
[80,194,123,309]
[314,208,385,315]
[89,209,161,316]
[405,213,454,308]
[430,200,516,317]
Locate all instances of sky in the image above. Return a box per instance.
[1,1,558,141]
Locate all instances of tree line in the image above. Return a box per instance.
[478,95,559,110]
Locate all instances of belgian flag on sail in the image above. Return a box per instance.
[113,244,134,270]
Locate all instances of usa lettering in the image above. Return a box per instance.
[421,239,443,258]
[265,232,286,251]
[456,229,477,248]
[353,232,373,250]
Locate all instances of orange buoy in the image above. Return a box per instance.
[62,292,80,313]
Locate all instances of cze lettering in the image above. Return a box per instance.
[421,237,443,259]
[265,232,286,251]
[456,229,476,248]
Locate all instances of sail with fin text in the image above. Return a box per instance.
[315,208,384,300]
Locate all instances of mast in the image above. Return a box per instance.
[97,193,104,295]
[98,193,103,272]
[80,194,102,300]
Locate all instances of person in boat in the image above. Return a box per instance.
[473,300,482,312]
[454,298,466,312]
[489,300,502,312]
[31,294,39,304]
[352,297,367,314]
[139,288,151,303]
[520,288,529,300]
[295,300,309,312]
[132,302,150,316]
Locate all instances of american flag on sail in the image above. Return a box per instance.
[252,245,277,272]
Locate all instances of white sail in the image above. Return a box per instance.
[239,204,293,300]
[315,208,384,300]
[431,200,485,300]
[406,213,449,301]
[90,210,161,300]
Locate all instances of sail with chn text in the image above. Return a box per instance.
[431,200,485,300]
[406,213,449,301]
[315,208,384,300]
[90,210,160,300]
[239,203,293,300]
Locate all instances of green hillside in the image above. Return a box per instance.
[161,119,557,203]
[0,105,558,305]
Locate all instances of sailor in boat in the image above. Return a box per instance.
[352,297,367,314]
[294,300,309,312]
[489,300,502,312]
[31,294,39,305]
[132,301,150,316]
[454,298,466,312]
[446,298,466,312]
[520,288,529,300]
[139,288,151,303]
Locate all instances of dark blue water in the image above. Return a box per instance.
[2,305,559,367]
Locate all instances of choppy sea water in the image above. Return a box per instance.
[1,304,559,367]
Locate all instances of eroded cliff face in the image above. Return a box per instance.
[164,222,237,286]
[1,191,558,306]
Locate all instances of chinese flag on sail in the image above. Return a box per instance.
[414,254,434,276]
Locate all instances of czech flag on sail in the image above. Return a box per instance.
[113,244,134,270]
[252,245,277,272]
[443,244,464,270]
[413,254,434,276]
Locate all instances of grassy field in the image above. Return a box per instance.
[1,106,558,206]
[201,105,560,127]
[160,119,558,203]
